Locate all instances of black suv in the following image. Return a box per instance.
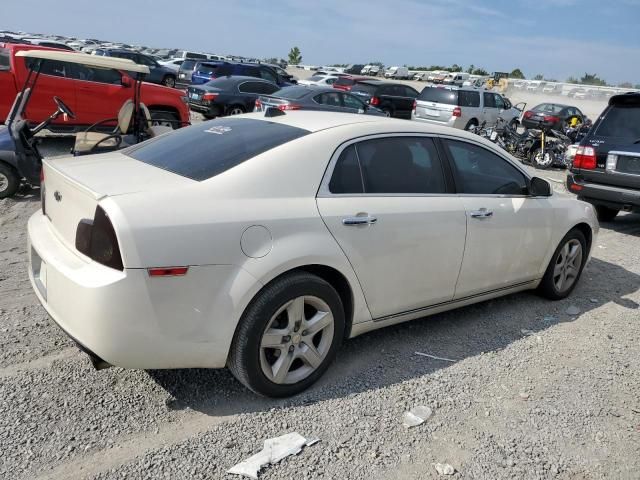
[93,49,177,87]
[350,80,418,119]
[566,93,640,221]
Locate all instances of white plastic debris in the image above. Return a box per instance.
[434,463,456,475]
[403,405,433,428]
[228,432,314,479]
[566,305,581,316]
[414,351,456,362]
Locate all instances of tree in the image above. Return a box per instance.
[472,67,489,76]
[450,64,462,72]
[533,74,544,80]
[466,64,475,74]
[510,68,525,79]
[580,73,607,86]
[566,76,579,84]
[287,47,302,65]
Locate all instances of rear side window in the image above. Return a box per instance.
[180,60,197,71]
[418,87,458,105]
[351,83,377,96]
[329,145,364,194]
[0,48,10,71]
[594,106,640,139]
[335,77,354,87]
[458,91,480,107]
[126,118,310,181]
[483,92,496,108]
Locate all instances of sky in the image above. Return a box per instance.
[4,0,640,84]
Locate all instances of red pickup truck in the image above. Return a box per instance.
[0,43,190,131]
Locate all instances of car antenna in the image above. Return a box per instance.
[264,107,285,117]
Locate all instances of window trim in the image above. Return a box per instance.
[317,133,456,198]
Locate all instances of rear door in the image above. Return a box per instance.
[317,135,467,318]
[70,64,129,126]
[340,93,367,114]
[313,91,347,113]
[414,87,458,124]
[482,92,498,125]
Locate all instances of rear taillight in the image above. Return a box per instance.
[524,111,533,119]
[453,107,462,117]
[254,98,262,111]
[203,93,218,102]
[543,115,560,123]
[278,104,301,111]
[412,100,417,112]
[40,168,46,216]
[370,96,380,106]
[573,146,597,170]
[75,206,124,271]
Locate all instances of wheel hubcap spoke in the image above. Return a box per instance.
[286,297,305,330]
[303,311,332,336]
[272,351,295,383]
[261,329,287,348]
[299,343,323,369]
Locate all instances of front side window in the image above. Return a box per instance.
[328,137,447,194]
[259,68,277,83]
[25,58,69,78]
[443,140,528,195]
[342,93,365,110]
[494,94,505,110]
[483,92,496,108]
[0,48,9,71]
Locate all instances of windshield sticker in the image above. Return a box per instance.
[204,126,232,135]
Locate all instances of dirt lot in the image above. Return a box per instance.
[1,128,639,479]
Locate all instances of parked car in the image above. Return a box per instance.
[0,43,190,131]
[176,58,201,87]
[384,66,410,79]
[20,38,75,51]
[255,86,385,115]
[297,74,340,87]
[332,75,369,92]
[368,65,381,77]
[350,80,418,119]
[413,72,427,81]
[431,72,449,84]
[190,61,223,85]
[187,76,280,118]
[512,81,528,90]
[344,64,365,75]
[184,61,293,89]
[159,58,183,72]
[522,103,584,131]
[442,72,470,87]
[413,86,524,130]
[567,88,588,99]
[542,83,562,95]
[266,63,297,84]
[566,93,640,221]
[360,65,372,75]
[27,111,598,397]
[92,48,177,87]
[526,81,546,92]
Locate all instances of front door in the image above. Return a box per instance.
[441,138,553,298]
[482,91,498,125]
[317,135,467,319]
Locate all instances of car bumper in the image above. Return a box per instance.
[411,114,460,129]
[567,173,640,210]
[28,212,259,369]
[188,102,222,116]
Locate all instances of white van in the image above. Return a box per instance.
[174,51,221,61]
[443,72,470,87]
[384,66,410,79]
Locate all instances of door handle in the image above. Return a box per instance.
[470,208,493,219]
[343,215,378,226]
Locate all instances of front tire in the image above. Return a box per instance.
[0,163,20,199]
[228,272,345,397]
[161,75,176,88]
[595,205,619,222]
[531,147,554,169]
[537,229,587,300]
[149,110,180,129]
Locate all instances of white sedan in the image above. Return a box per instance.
[28,111,598,397]
[297,74,340,87]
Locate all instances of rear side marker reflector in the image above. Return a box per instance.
[148,267,189,277]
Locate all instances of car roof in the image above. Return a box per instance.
[15,48,150,73]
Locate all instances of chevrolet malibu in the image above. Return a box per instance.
[28,111,598,397]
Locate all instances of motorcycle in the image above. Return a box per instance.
[528,127,572,169]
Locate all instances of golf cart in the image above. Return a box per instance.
[0,50,172,198]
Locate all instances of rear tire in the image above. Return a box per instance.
[149,110,180,129]
[228,272,345,397]
[537,229,587,300]
[161,76,176,88]
[226,105,245,116]
[0,163,20,199]
[595,205,619,222]
[381,108,392,117]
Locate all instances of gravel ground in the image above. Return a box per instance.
[1,134,639,480]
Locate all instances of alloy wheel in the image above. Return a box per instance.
[553,239,583,293]
[534,149,554,168]
[229,107,244,116]
[0,173,8,193]
[259,296,335,385]
[163,77,176,88]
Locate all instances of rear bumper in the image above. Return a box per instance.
[188,102,222,117]
[566,173,640,210]
[28,212,259,369]
[411,114,459,128]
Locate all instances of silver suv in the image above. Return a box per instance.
[412,86,523,130]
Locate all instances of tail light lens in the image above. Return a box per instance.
[453,107,462,117]
[370,96,380,106]
[573,146,597,169]
[203,93,218,102]
[254,98,262,111]
[75,206,124,271]
[40,168,46,216]
[543,115,560,123]
[412,100,417,112]
[524,111,533,119]
[278,103,301,111]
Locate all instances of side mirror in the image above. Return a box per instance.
[121,75,132,88]
[529,177,552,197]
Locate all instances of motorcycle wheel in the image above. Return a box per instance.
[531,148,554,169]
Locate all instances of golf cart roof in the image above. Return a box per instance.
[16,49,150,74]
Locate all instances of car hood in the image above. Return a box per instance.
[45,150,194,198]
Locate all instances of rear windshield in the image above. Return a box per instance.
[126,118,310,181]
[203,77,239,89]
[0,48,9,71]
[350,83,377,96]
[595,106,640,139]
[532,103,563,114]
[196,63,219,75]
[272,86,311,99]
[335,77,355,86]
[180,60,197,71]
[418,87,457,105]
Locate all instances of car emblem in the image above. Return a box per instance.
[54,191,62,202]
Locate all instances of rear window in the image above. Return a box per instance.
[197,63,219,75]
[595,106,640,139]
[350,83,377,96]
[125,118,310,181]
[203,77,239,89]
[335,77,355,86]
[180,60,197,71]
[532,104,563,114]
[0,48,9,71]
[418,87,458,105]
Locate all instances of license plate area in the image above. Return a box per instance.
[31,247,47,300]
[616,155,640,175]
